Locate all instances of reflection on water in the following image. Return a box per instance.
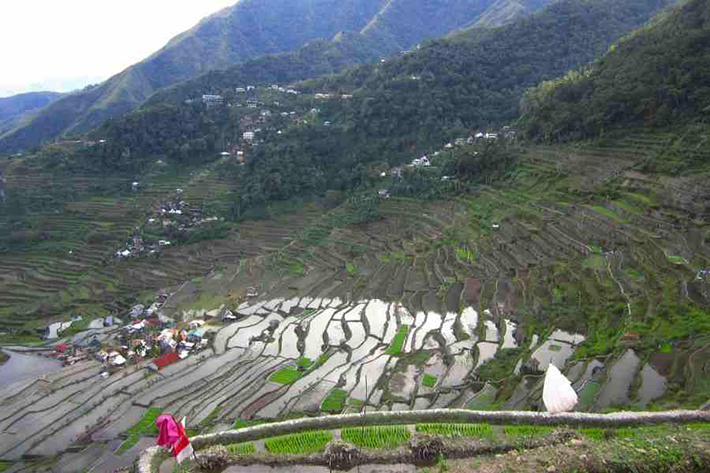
[597,350,640,408]
[0,349,63,387]
[637,363,667,405]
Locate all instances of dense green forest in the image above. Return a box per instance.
[0,0,547,155]
[57,0,673,201]
[519,0,710,143]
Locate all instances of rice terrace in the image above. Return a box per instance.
[1,0,710,468]
[0,127,709,472]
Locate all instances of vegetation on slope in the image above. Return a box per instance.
[0,91,62,137]
[519,0,710,145]
[44,0,673,206]
[0,0,551,155]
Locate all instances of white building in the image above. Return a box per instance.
[202,95,223,104]
[243,131,255,141]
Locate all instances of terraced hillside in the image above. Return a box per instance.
[0,156,326,334]
[0,130,709,469]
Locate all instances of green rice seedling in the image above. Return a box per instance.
[297,357,314,369]
[687,423,710,431]
[422,374,438,388]
[341,426,411,449]
[504,425,552,437]
[226,442,256,455]
[0,461,13,472]
[116,435,140,455]
[415,423,493,438]
[321,389,348,413]
[233,419,268,430]
[270,367,304,384]
[264,430,333,455]
[578,428,636,441]
[126,407,164,437]
[386,325,410,355]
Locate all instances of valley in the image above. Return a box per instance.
[0,0,708,471]
[1,129,708,471]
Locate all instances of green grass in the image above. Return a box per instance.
[270,367,304,384]
[386,325,410,355]
[233,419,269,430]
[264,430,333,455]
[687,423,710,431]
[591,205,626,224]
[297,357,314,369]
[346,263,356,276]
[341,426,411,449]
[504,425,552,437]
[0,461,13,472]
[668,255,684,264]
[416,423,494,438]
[225,442,256,455]
[116,435,140,455]
[422,374,438,388]
[321,389,348,413]
[315,352,330,367]
[580,428,636,441]
[126,407,163,437]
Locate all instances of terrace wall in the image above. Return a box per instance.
[135,409,710,473]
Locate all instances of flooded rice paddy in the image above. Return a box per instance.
[0,288,668,462]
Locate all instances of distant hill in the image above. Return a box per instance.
[458,0,555,30]
[0,0,556,155]
[519,0,710,143]
[0,91,62,138]
[54,0,674,194]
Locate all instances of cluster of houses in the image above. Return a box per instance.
[41,286,217,376]
[114,189,223,260]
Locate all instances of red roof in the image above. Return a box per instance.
[152,352,179,370]
[55,344,69,353]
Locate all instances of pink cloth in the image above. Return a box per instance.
[156,415,180,448]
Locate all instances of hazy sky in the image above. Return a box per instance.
[0,1,237,97]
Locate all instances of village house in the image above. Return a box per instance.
[202,94,224,105]
[410,156,430,167]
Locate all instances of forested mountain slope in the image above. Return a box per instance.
[72,0,674,199]
[0,0,554,155]
[0,91,62,137]
[519,0,710,143]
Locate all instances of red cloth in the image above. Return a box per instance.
[173,418,194,463]
[155,415,180,448]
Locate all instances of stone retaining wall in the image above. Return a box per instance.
[135,409,710,473]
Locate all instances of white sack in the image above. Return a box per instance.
[543,364,578,414]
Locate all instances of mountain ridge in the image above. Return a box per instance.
[0,0,555,155]
[0,91,63,139]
